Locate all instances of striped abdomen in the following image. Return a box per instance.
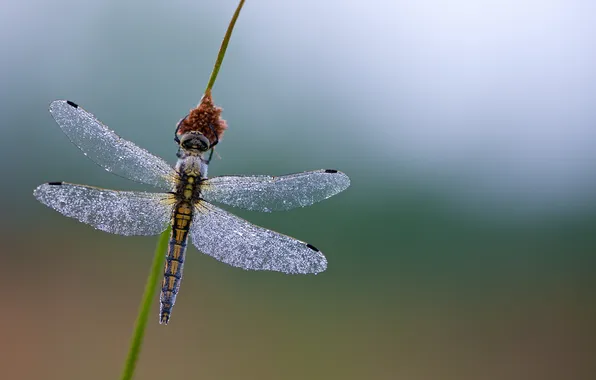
[160,200,193,324]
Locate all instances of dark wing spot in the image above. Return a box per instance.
[324,169,338,173]
[306,243,320,252]
[66,100,79,108]
[48,182,63,186]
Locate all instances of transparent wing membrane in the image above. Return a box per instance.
[49,100,176,190]
[190,201,327,274]
[201,169,350,212]
[34,182,174,236]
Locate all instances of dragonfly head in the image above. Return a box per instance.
[179,132,210,154]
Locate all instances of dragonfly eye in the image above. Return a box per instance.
[179,132,210,152]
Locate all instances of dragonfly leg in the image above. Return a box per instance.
[207,123,219,148]
[204,148,215,164]
[174,114,189,144]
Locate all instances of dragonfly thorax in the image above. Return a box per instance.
[173,140,209,207]
[175,155,207,181]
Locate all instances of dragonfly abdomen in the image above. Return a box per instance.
[160,200,193,324]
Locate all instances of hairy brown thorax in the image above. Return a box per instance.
[176,89,227,146]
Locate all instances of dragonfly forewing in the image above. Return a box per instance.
[49,100,176,191]
[190,201,327,274]
[34,182,174,236]
[200,169,350,212]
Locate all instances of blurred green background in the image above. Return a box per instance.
[2,1,595,379]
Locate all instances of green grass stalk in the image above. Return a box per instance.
[205,0,245,93]
[119,1,245,379]
[120,228,170,380]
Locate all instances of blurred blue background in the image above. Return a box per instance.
[1,1,595,379]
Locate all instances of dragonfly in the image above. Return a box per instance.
[34,100,350,324]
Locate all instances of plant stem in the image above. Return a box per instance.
[119,2,245,379]
[205,0,246,93]
[120,228,170,380]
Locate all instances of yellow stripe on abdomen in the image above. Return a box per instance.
[159,201,193,325]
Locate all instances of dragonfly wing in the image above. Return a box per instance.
[190,201,327,274]
[49,100,176,191]
[200,169,350,212]
[34,182,174,236]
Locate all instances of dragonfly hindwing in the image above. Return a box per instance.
[34,182,174,236]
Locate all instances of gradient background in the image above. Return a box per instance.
[2,1,595,379]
